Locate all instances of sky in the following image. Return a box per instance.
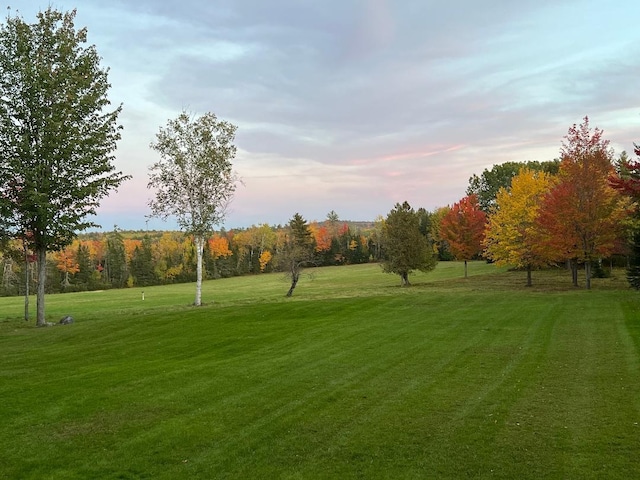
[14,0,640,231]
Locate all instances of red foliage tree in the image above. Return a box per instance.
[440,194,486,277]
[610,144,640,202]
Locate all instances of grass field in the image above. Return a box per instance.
[1,262,639,479]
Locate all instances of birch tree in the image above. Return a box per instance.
[148,111,238,306]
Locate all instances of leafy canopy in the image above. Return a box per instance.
[0,7,128,325]
[484,168,553,270]
[536,117,628,264]
[440,194,486,262]
[381,201,437,285]
[0,8,129,251]
[148,110,238,237]
[467,160,560,213]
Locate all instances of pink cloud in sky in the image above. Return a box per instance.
[15,0,640,231]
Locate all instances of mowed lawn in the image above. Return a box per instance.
[1,262,639,479]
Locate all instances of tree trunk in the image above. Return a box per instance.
[194,235,205,306]
[36,247,47,327]
[585,260,592,290]
[571,258,579,287]
[286,272,299,297]
[400,272,410,286]
[24,253,29,322]
[526,264,532,287]
[464,259,468,279]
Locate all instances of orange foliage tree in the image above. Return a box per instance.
[440,194,486,278]
[536,117,629,289]
[208,234,233,278]
[54,243,79,286]
[123,239,142,263]
[310,223,332,253]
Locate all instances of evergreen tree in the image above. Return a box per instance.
[278,213,316,297]
[129,236,155,287]
[381,201,437,286]
[610,143,640,289]
[105,229,127,288]
[628,229,640,290]
[75,243,93,287]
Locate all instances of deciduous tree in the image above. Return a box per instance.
[467,160,560,213]
[428,206,453,260]
[0,8,130,325]
[208,234,233,278]
[484,168,553,286]
[536,117,628,289]
[54,244,79,287]
[440,194,486,278]
[381,201,437,286]
[148,111,238,305]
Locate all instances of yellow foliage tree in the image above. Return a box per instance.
[208,234,233,278]
[259,251,272,272]
[484,168,554,286]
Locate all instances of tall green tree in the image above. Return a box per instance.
[129,235,155,287]
[467,160,560,213]
[381,201,437,286]
[75,243,93,286]
[0,8,129,325]
[104,228,127,288]
[148,110,238,306]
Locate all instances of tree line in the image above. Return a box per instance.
[432,116,640,290]
[0,217,375,296]
[2,116,640,298]
[2,8,640,324]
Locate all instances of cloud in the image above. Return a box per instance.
[17,0,640,230]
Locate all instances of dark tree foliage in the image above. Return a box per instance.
[467,160,560,213]
[104,229,128,288]
[381,201,437,286]
[628,229,640,290]
[75,243,93,286]
[0,8,129,325]
[610,144,640,290]
[280,213,316,297]
[129,236,155,287]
